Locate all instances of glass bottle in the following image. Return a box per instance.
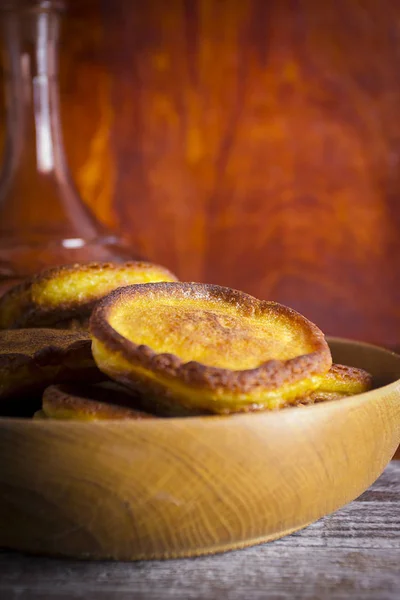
[0,0,138,292]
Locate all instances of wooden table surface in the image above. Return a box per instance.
[0,461,398,600]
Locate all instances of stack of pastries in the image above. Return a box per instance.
[0,262,373,420]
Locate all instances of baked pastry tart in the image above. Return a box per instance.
[37,382,155,420]
[0,328,100,415]
[90,282,332,414]
[0,261,178,329]
[299,363,373,404]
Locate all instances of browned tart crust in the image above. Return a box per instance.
[90,282,332,414]
[299,363,373,404]
[40,382,156,420]
[0,329,101,413]
[0,261,178,329]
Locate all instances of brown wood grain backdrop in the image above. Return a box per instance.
[2,0,400,347]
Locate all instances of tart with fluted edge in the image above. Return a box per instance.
[37,381,156,421]
[0,261,178,330]
[0,328,101,416]
[298,363,373,405]
[90,282,332,414]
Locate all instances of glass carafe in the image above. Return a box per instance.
[0,0,139,292]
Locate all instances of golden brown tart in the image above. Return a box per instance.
[299,363,373,404]
[39,381,156,421]
[0,261,178,329]
[0,328,100,416]
[90,282,332,414]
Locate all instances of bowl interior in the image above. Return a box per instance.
[328,337,400,389]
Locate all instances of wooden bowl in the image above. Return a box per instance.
[0,338,399,560]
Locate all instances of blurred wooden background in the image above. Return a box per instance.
[2,0,400,346]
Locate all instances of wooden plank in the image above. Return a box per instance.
[0,549,398,600]
[0,462,398,600]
